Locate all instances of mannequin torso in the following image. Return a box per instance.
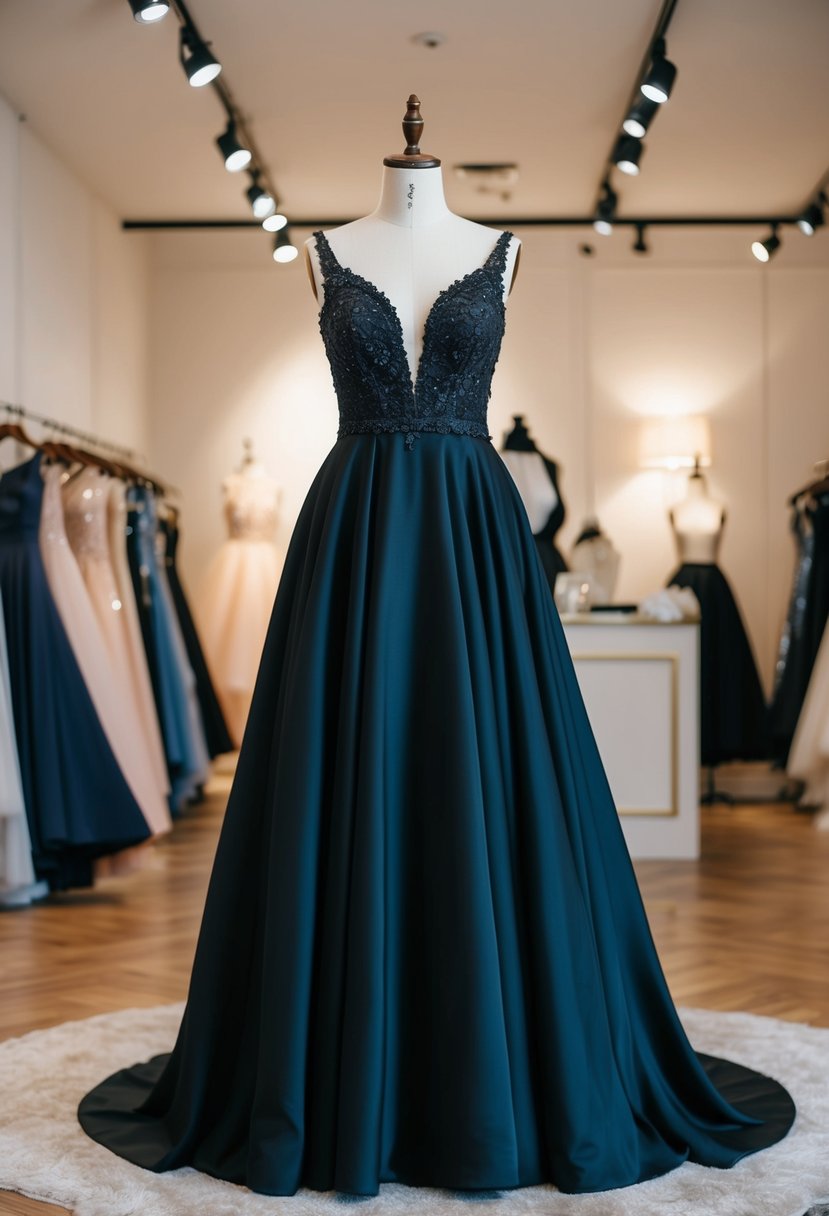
[305,166,520,384]
[670,472,725,564]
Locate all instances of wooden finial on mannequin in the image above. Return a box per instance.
[384,94,441,169]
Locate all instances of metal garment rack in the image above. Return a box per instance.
[0,400,172,491]
[122,215,804,231]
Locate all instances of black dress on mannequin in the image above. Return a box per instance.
[501,415,567,593]
[666,482,767,768]
[77,228,794,1198]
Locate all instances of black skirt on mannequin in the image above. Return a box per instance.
[533,492,568,593]
[667,562,767,767]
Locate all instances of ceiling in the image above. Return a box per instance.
[0,0,827,223]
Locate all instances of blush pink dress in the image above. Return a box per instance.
[56,466,171,837]
[197,464,285,746]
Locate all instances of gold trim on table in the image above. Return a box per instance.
[569,651,680,818]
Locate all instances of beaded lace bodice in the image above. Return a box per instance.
[222,470,279,542]
[313,228,513,448]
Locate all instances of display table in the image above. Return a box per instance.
[561,613,701,860]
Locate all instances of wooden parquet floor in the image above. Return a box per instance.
[1,782,828,1215]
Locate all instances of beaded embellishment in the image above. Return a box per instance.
[313,229,513,448]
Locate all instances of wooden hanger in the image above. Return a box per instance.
[0,414,40,450]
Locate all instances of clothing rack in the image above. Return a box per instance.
[1,400,177,495]
[1,400,140,462]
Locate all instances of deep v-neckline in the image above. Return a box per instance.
[316,230,510,401]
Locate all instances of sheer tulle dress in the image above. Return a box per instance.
[196,464,284,746]
[79,229,794,1195]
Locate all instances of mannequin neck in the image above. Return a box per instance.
[370,165,452,228]
[686,471,710,500]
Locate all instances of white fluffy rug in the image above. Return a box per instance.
[0,1004,828,1216]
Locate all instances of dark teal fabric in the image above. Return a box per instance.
[79,432,794,1194]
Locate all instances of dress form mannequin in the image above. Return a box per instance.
[668,464,725,564]
[500,414,567,593]
[571,515,621,605]
[197,440,284,747]
[665,460,766,771]
[77,95,796,1197]
[305,95,520,385]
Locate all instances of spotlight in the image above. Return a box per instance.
[612,134,644,176]
[593,181,617,236]
[179,26,221,88]
[127,0,169,21]
[246,174,276,219]
[797,195,825,236]
[641,39,677,104]
[273,228,298,263]
[216,120,251,172]
[751,224,781,263]
[633,223,649,255]
[262,211,288,232]
[623,97,659,139]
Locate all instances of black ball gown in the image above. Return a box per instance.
[78,229,794,1195]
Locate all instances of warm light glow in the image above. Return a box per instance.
[618,160,640,176]
[751,240,770,262]
[262,212,288,232]
[639,414,712,470]
[593,218,613,236]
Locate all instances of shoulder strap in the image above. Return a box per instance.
[313,229,341,281]
[485,230,514,279]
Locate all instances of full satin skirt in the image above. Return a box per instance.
[79,433,794,1194]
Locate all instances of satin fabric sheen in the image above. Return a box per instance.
[79,433,794,1194]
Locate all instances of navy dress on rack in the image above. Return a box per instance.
[79,230,794,1195]
[126,486,206,809]
[0,453,151,890]
[159,516,232,759]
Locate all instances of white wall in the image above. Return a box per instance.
[146,223,829,693]
[0,92,150,458]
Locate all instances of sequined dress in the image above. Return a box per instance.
[79,228,794,1195]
